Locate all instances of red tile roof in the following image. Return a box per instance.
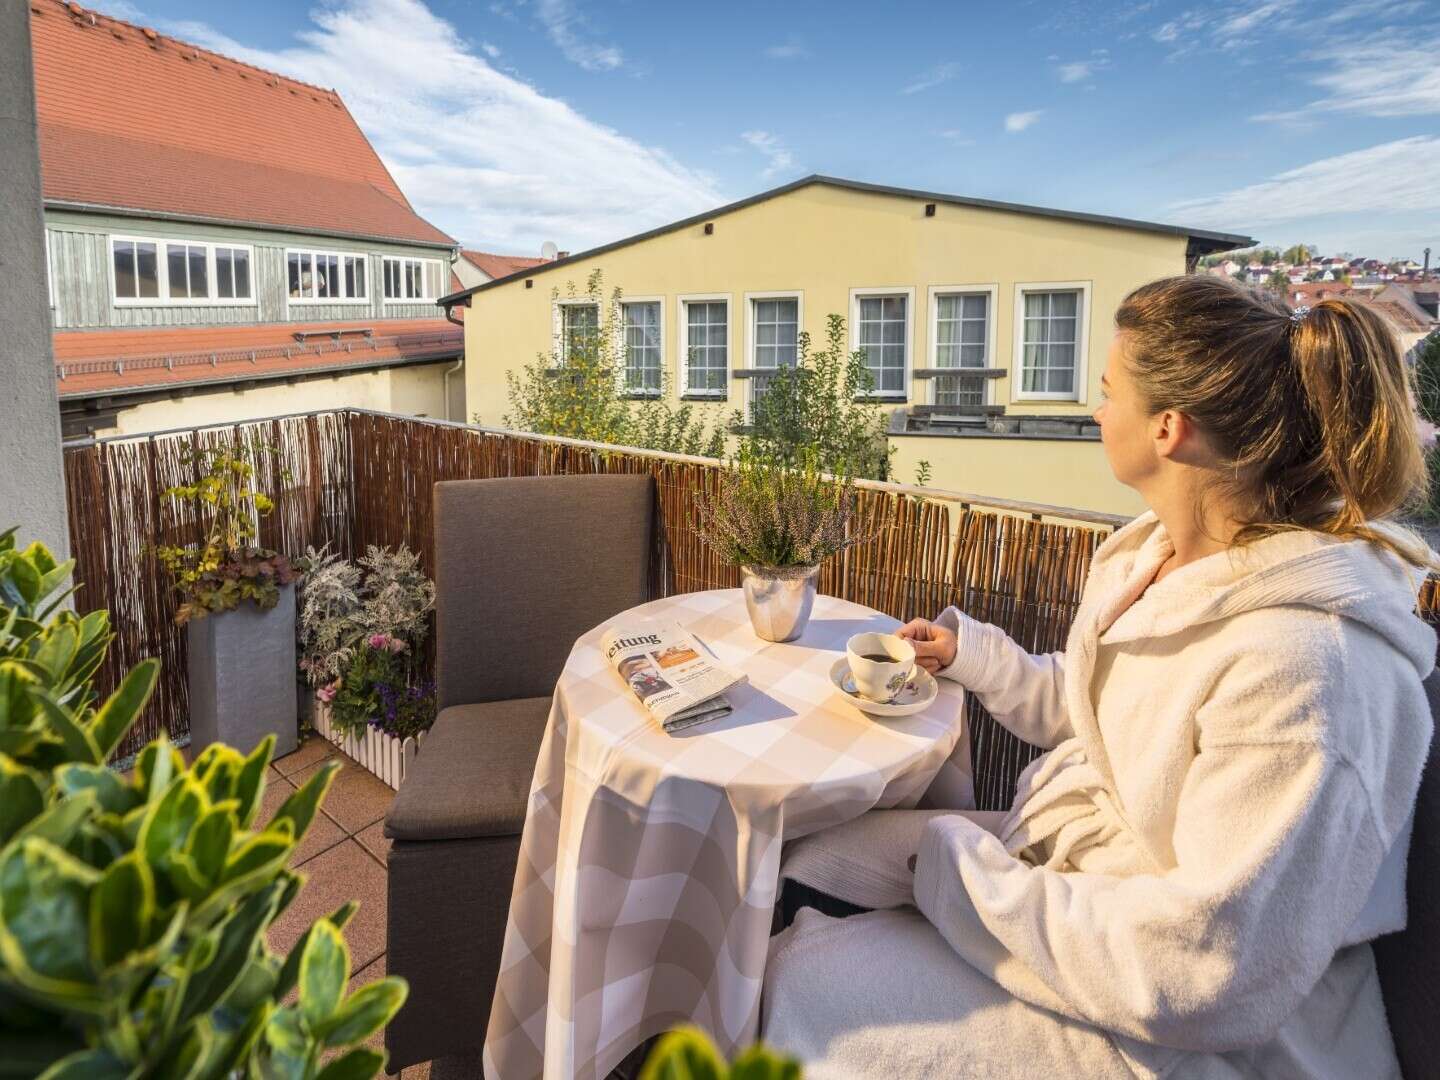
[30,0,453,247]
[54,318,462,398]
[460,249,549,280]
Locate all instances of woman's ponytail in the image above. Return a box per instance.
[1115,275,1433,568]
[1287,300,1425,540]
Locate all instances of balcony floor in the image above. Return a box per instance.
[263,735,430,1079]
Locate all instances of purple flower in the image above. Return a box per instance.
[368,633,389,650]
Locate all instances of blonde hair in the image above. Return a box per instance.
[1114,275,1434,570]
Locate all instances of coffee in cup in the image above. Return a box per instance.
[845,632,916,703]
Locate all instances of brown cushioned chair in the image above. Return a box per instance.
[383,474,655,1071]
[1374,666,1440,1080]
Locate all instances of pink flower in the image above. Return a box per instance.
[368,633,389,649]
[316,685,336,703]
[387,637,407,654]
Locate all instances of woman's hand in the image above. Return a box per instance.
[897,618,957,674]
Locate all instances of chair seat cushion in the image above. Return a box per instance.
[384,697,552,842]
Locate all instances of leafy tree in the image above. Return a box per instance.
[1265,269,1290,292]
[736,313,893,481]
[1282,243,1312,265]
[501,271,726,458]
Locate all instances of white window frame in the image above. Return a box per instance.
[617,295,665,397]
[676,293,731,398]
[110,234,256,308]
[743,290,803,414]
[1012,280,1092,403]
[552,297,603,365]
[927,283,998,406]
[382,255,444,304]
[45,229,55,309]
[848,286,915,400]
[286,248,370,306]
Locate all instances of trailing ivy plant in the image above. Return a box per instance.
[155,442,300,625]
[0,527,406,1078]
[640,1025,801,1080]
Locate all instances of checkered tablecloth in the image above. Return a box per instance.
[483,589,972,1080]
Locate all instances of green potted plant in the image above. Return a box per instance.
[640,1025,801,1079]
[0,527,407,1077]
[695,446,874,642]
[156,443,301,757]
[297,545,436,788]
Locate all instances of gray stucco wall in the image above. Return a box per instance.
[1,4,68,558]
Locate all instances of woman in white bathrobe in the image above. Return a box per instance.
[762,276,1438,1079]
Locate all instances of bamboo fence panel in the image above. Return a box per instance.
[61,409,1440,807]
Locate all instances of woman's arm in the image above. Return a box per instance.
[927,605,1073,749]
[911,655,1407,1052]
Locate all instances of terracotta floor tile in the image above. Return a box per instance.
[401,1062,431,1079]
[290,755,396,835]
[273,735,337,779]
[266,840,388,975]
[256,773,345,866]
[356,820,391,865]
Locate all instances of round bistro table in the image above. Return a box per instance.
[482,588,972,1080]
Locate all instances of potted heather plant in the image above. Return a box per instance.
[156,442,301,757]
[696,445,875,642]
[298,545,436,788]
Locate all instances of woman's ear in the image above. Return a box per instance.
[1153,408,1210,465]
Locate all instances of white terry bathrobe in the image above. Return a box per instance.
[763,511,1436,1079]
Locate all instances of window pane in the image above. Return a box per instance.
[349,257,365,299]
[1048,369,1074,394]
[289,252,303,298]
[232,249,250,298]
[1024,316,1048,344]
[317,254,338,299]
[1051,291,1078,317]
[188,247,208,299]
[860,297,883,320]
[960,320,984,345]
[1025,292,1048,318]
[962,294,987,319]
[216,250,234,299]
[936,294,960,320]
[425,261,442,299]
[113,241,136,298]
[167,244,189,298]
[1051,316,1077,345]
[882,319,904,344]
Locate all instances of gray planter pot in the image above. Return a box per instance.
[187,583,299,758]
[740,563,820,642]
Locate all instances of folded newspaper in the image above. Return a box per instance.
[601,622,746,733]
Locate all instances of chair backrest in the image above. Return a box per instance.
[1373,667,1440,1079]
[432,474,654,708]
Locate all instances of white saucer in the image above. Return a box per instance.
[828,657,939,717]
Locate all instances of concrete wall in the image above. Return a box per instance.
[1,4,68,557]
[89,361,455,438]
[462,182,1189,512]
[890,434,1146,518]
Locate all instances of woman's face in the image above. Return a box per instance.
[1094,333,1158,490]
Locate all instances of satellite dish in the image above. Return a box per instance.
[540,241,559,261]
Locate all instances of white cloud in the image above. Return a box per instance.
[1253,31,1440,122]
[1213,0,1296,40]
[1168,136,1440,228]
[1056,57,1109,83]
[740,130,797,179]
[532,0,623,71]
[482,41,501,58]
[147,0,722,252]
[765,42,809,60]
[902,62,959,95]
[936,129,975,145]
[1004,110,1044,132]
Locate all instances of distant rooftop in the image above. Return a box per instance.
[460,249,552,281]
[29,0,453,247]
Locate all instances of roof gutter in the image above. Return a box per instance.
[442,294,469,327]
[44,199,457,251]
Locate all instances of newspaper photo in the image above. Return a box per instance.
[601,621,745,733]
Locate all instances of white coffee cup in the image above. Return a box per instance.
[846,632,916,703]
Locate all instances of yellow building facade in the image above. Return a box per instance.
[453,178,1248,517]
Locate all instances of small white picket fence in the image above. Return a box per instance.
[312,703,424,790]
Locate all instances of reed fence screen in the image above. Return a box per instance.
[63,408,1428,810]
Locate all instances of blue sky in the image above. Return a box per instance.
[98,0,1439,261]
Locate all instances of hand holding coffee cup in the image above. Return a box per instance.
[896,618,957,675]
[846,632,916,703]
